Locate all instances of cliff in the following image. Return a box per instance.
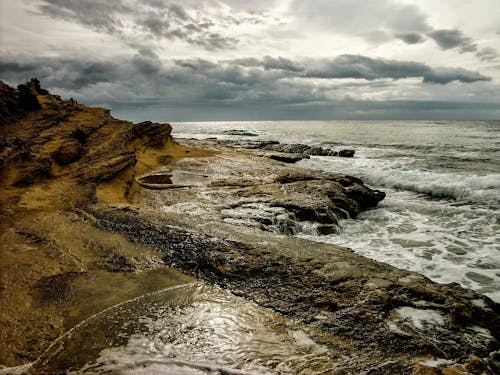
[0,79,201,367]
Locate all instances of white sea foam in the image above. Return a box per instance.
[301,188,500,302]
[392,307,445,330]
[301,155,500,205]
[173,120,500,302]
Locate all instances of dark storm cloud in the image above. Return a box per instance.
[1,53,496,121]
[428,29,477,53]
[304,55,490,84]
[34,0,253,50]
[1,54,490,104]
[422,68,492,84]
[0,58,121,90]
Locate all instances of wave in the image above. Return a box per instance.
[304,157,500,205]
[368,170,500,204]
[321,141,500,154]
[222,129,260,137]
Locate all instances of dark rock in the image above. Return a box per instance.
[263,152,310,163]
[52,140,83,165]
[79,152,136,182]
[306,147,338,156]
[12,157,52,187]
[70,128,89,144]
[263,143,310,154]
[344,183,386,213]
[133,121,172,147]
[222,129,259,137]
[339,149,355,157]
[316,224,338,235]
[17,81,41,111]
[231,140,348,158]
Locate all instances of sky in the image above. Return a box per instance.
[1,0,499,121]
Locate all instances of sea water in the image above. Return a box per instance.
[172,120,500,302]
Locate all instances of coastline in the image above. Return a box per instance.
[0,81,499,374]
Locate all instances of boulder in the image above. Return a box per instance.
[339,149,355,157]
[262,152,310,163]
[133,121,172,147]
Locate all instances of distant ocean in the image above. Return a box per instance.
[172,120,500,302]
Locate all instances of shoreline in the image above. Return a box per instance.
[0,81,499,374]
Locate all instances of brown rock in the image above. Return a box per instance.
[52,140,83,165]
[133,121,172,147]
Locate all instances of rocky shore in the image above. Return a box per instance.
[0,80,499,374]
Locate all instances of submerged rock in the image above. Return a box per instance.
[262,151,310,163]
[339,149,355,157]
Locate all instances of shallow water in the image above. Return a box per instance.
[29,283,339,374]
[173,120,500,302]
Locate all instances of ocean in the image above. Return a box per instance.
[172,120,500,303]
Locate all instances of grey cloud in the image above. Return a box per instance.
[290,0,431,42]
[2,53,497,121]
[305,55,429,80]
[422,68,491,84]
[304,55,490,84]
[428,29,477,52]
[231,56,304,72]
[37,0,130,34]
[289,0,491,57]
[0,53,491,111]
[396,33,426,44]
[35,0,257,51]
[476,47,499,61]
[189,33,238,51]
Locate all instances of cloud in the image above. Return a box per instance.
[2,51,497,121]
[304,55,490,84]
[34,0,268,51]
[289,0,431,43]
[1,53,490,110]
[231,56,304,72]
[476,47,499,61]
[395,33,426,44]
[428,29,477,53]
[288,0,496,59]
[422,67,491,84]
